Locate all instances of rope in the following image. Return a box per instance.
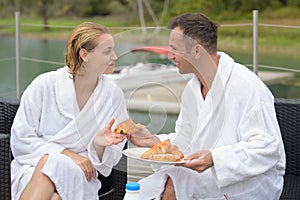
[20,23,142,30]
[11,23,300,30]
[244,64,300,73]
[259,23,300,29]
[220,23,300,29]
[1,57,298,73]
[0,57,15,63]
[21,23,75,29]
[220,23,252,27]
[21,57,64,66]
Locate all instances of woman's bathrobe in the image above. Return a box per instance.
[11,67,128,200]
[139,52,285,200]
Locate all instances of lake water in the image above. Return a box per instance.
[0,35,299,134]
[1,36,299,99]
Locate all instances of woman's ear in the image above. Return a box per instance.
[79,48,89,62]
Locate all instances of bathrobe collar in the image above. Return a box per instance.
[55,67,103,119]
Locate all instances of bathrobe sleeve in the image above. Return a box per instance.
[11,75,65,166]
[88,83,129,176]
[211,99,282,188]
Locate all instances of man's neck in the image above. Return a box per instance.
[196,53,220,99]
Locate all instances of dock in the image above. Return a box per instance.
[125,71,294,113]
[258,71,294,84]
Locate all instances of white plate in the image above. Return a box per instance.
[123,147,189,164]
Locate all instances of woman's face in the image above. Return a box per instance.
[85,34,117,75]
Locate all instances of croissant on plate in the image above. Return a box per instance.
[141,139,184,162]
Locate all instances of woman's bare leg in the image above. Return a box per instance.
[20,154,59,200]
[161,176,176,200]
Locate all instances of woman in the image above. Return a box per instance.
[11,22,128,200]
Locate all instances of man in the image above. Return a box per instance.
[129,12,285,200]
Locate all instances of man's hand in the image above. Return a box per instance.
[61,149,96,181]
[127,124,160,148]
[177,150,214,173]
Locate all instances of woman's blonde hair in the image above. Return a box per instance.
[65,22,109,79]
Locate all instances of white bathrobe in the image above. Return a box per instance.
[11,67,128,200]
[139,52,285,200]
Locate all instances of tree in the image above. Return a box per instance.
[40,0,52,31]
[84,0,111,16]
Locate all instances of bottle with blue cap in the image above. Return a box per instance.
[123,182,140,200]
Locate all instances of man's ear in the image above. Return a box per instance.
[79,48,89,62]
[194,44,203,58]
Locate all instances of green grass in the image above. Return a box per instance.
[217,18,300,69]
[1,16,299,69]
[0,16,131,39]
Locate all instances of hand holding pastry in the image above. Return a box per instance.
[93,118,126,147]
[114,119,137,135]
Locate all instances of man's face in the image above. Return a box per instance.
[168,27,195,74]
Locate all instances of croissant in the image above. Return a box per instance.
[114,119,137,135]
[141,139,170,159]
[141,139,184,162]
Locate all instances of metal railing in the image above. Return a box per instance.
[0,11,300,98]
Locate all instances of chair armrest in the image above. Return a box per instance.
[98,143,127,200]
[275,98,300,176]
[0,134,11,199]
[280,175,300,200]
[275,98,300,199]
[0,97,20,135]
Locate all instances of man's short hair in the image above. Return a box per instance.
[168,13,218,54]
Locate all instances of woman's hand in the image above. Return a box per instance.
[93,118,126,147]
[177,150,214,173]
[61,149,96,181]
[127,123,160,148]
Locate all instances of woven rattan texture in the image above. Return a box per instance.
[275,99,300,176]
[0,98,19,136]
[0,134,11,200]
[280,175,300,199]
[276,98,300,200]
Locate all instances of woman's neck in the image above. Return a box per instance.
[74,74,99,110]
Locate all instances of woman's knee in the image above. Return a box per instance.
[50,192,61,200]
[33,154,49,174]
[38,154,49,166]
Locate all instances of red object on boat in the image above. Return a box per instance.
[131,46,170,55]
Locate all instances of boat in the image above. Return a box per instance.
[108,46,192,92]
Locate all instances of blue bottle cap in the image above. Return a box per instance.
[126,182,140,191]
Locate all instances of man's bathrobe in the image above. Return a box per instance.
[10,67,128,200]
[139,52,285,200]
